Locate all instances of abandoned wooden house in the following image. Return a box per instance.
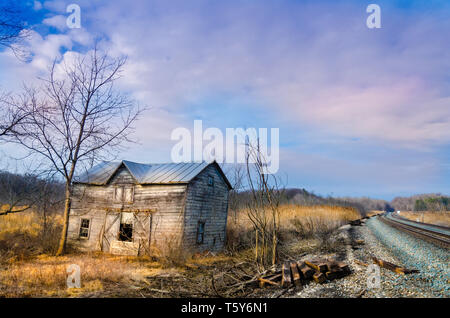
[67,160,232,256]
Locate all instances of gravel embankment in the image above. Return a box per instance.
[287,216,449,298]
[364,217,449,297]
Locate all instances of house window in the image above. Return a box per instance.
[114,186,134,203]
[123,187,134,203]
[79,219,90,239]
[208,176,214,186]
[119,223,133,242]
[114,187,123,203]
[196,221,205,244]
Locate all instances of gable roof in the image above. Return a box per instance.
[74,160,232,189]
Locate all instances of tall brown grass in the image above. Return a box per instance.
[226,204,360,253]
[399,211,450,227]
[0,211,63,261]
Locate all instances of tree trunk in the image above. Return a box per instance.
[56,183,72,256]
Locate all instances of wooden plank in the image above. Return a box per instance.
[337,262,351,276]
[313,272,326,284]
[354,259,369,267]
[349,219,362,226]
[290,263,302,287]
[371,256,419,275]
[264,273,282,281]
[305,260,327,273]
[258,277,280,288]
[297,261,315,280]
[325,271,338,280]
[281,262,292,288]
[326,261,340,272]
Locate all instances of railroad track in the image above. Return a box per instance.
[378,213,450,250]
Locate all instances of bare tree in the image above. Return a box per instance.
[10,47,142,255]
[0,93,28,138]
[0,1,31,58]
[245,140,284,268]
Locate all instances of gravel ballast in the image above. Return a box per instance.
[286,216,449,298]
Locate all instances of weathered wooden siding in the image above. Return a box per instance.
[68,165,188,255]
[183,164,229,252]
[68,162,230,256]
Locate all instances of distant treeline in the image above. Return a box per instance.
[231,188,450,215]
[413,196,450,212]
[391,193,450,212]
[0,170,64,212]
[1,170,448,215]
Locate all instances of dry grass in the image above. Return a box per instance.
[0,253,164,297]
[229,204,359,233]
[226,204,360,254]
[399,211,450,227]
[0,204,361,297]
[367,210,385,217]
[0,211,63,261]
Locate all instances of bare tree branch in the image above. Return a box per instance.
[8,46,144,255]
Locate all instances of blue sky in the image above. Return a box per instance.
[0,0,449,200]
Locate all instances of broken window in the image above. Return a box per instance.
[119,212,133,242]
[119,223,133,242]
[79,218,90,239]
[196,221,205,244]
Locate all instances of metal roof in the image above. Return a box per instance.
[74,160,232,188]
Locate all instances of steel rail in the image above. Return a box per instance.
[379,213,450,250]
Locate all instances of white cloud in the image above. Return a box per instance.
[43,15,67,31]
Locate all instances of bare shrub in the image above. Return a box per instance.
[152,234,192,268]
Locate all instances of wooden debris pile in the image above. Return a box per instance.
[258,258,352,289]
